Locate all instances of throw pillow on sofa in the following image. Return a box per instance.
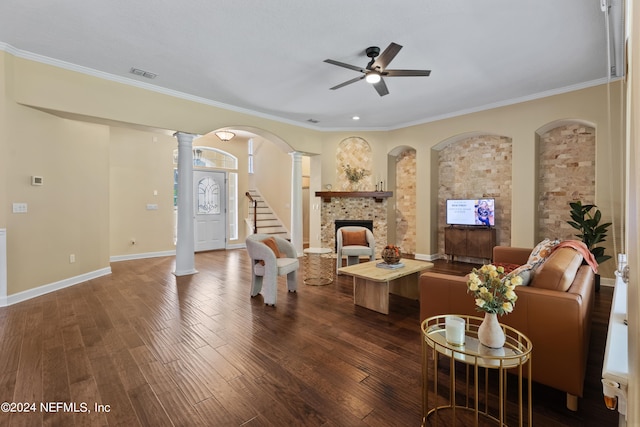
[494,262,534,285]
[494,262,520,274]
[507,263,535,286]
[527,238,560,267]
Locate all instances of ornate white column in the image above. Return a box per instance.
[290,151,303,256]
[174,132,198,276]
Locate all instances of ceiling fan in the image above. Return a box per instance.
[324,42,431,97]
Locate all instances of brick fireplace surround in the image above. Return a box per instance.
[320,197,388,257]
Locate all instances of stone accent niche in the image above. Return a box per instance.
[320,197,387,257]
[438,135,513,255]
[537,123,595,241]
[395,149,417,254]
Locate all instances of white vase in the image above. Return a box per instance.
[478,312,505,349]
[343,181,360,191]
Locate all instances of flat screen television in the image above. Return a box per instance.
[446,198,495,226]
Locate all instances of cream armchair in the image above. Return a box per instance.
[336,226,375,274]
[245,234,299,306]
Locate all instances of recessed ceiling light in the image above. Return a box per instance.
[352,116,360,120]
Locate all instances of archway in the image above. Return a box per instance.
[534,119,596,243]
[388,145,417,254]
[434,133,513,259]
[207,126,305,255]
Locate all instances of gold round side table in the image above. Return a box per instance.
[421,315,533,427]
[303,247,333,286]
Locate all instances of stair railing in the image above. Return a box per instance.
[245,192,258,234]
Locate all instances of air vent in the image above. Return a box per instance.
[307,118,319,123]
[129,67,157,79]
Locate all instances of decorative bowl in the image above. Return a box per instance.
[381,245,401,264]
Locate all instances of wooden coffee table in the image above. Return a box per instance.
[338,258,434,314]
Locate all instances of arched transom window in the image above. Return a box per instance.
[173,146,238,169]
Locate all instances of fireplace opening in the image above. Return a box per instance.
[334,220,374,250]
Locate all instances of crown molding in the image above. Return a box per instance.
[0,42,622,134]
[387,77,621,132]
[0,42,321,131]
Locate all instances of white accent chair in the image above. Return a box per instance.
[245,234,299,306]
[336,226,375,274]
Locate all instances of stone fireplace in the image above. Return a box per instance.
[318,193,389,256]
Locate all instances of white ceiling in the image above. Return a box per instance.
[0,0,623,131]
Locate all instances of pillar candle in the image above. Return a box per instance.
[445,316,466,346]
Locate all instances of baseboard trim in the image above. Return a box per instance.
[600,277,615,287]
[4,267,112,307]
[110,250,176,263]
[3,245,277,307]
[227,243,246,250]
[110,247,247,262]
[414,253,445,262]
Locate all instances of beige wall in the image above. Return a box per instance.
[313,84,624,274]
[251,136,293,231]
[0,52,7,228]
[4,101,110,295]
[388,84,625,272]
[628,5,640,422]
[109,127,176,257]
[10,55,324,154]
[109,128,252,258]
[0,50,626,299]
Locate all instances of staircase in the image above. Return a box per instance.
[246,190,289,238]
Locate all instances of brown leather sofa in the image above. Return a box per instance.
[419,245,595,410]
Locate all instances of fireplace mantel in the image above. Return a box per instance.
[315,191,393,203]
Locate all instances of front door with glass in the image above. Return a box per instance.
[194,170,226,251]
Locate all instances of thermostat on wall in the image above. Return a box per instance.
[31,176,43,186]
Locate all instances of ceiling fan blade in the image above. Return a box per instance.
[384,69,431,77]
[329,75,366,90]
[324,59,366,73]
[373,78,389,96]
[370,42,402,71]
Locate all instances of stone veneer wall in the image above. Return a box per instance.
[438,135,513,255]
[336,137,373,190]
[537,123,596,241]
[320,198,387,257]
[395,149,417,254]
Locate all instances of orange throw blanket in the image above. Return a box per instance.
[553,240,599,274]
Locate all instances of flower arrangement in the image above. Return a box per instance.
[342,164,369,184]
[466,264,521,315]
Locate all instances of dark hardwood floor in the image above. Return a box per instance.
[0,251,619,426]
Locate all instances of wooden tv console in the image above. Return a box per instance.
[444,226,496,262]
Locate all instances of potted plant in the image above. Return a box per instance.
[566,201,612,290]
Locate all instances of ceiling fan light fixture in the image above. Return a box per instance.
[325,42,430,96]
[365,72,381,84]
[215,131,235,142]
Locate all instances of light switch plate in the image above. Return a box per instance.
[13,203,28,213]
